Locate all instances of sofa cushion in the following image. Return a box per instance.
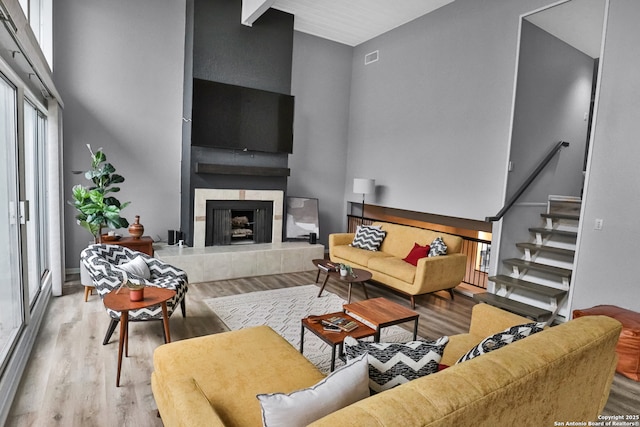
[428,237,447,257]
[344,336,449,393]
[367,256,416,283]
[351,225,386,251]
[332,244,392,267]
[152,326,326,427]
[372,222,464,257]
[257,353,369,427]
[456,322,546,364]
[403,243,431,266]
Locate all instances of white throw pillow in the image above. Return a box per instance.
[257,353,369,427]
[117,256,151,279]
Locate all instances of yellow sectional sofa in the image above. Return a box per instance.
[151,303,622,427]
[329,222,467,307]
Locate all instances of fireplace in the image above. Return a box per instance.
[193,189,284,248]
[205,200,273,246]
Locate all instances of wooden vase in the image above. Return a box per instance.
[128,215,144,239]
[129,287,144,302]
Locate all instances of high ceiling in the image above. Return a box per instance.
[244,0,605,57]
[267,0,454,47]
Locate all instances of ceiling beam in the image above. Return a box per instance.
[241,0,275,27]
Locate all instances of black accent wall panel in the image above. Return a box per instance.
[193,0,293,94]
[181,0,294,245]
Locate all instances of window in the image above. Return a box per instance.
[0,74,23,368]
[17,0,53,69]
[24,100,49,305]
[0,3,58,421]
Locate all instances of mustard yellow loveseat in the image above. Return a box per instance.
[329,222,467,307]
[151,303,621,427]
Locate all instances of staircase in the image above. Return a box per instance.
[476,198,580,323]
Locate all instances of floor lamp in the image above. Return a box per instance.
[353,178,375,225]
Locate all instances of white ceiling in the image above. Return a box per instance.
[257,0,605,57]
[270,0,454,47]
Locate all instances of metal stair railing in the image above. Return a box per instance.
[486,141,569,222]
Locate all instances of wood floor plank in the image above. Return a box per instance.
[5,271,639,426]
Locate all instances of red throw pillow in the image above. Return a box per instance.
[403,243,430,266]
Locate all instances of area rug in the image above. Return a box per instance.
[203,285,418,373]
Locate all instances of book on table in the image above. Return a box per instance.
[323,316,358,332]
[317,261,337,272]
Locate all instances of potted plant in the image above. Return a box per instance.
[338,263,353,277]
[70,144,130,243]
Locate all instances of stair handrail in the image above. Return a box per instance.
[486,140,569,222]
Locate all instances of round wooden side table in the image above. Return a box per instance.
[103,287,176,387]
[312,259,372,303]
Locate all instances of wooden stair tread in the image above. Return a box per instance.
[515,243,575,257]
[541,212,580,221]
[529,227,578,239]
[503,258,572,277]
[474,293,551,321]
[489,275,567,298]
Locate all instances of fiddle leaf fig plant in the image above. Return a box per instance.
[70,145,130,242]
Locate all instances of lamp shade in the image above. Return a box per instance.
[353,178,375,195]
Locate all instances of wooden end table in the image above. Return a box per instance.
[103,235,154,256]
[344,297,420,342]
[312,259,372,303]
[103,287,176,386]
[300,312,375,371]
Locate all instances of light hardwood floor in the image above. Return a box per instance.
[6,272,640,426]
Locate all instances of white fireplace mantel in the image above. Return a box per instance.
[193,189,283,248]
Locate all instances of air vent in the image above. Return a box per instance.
[364,50,379,65]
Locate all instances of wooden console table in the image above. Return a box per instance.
[104,236,154,256]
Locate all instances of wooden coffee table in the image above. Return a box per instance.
[312,259,372,303]
[343,297,420,342]
[300,312,375,371]
[103,287,176,387]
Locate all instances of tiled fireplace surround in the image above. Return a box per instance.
[155,189,324,283]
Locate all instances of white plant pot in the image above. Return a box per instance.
[340,268,348,277]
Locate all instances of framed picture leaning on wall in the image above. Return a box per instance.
[285,197,319,240]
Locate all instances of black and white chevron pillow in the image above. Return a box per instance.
[428,236,447,257]
[351,225,386,251]
[456,322,546,364]
[344,336,449,393]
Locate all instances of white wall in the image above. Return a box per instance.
[571,0,640,313]
[54,0,186,267]
[498,17,594,276]
[345,0,552,221]
[507,20,593,202]
[289,32,353,245]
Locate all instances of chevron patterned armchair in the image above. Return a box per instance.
[81,243,189,345]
